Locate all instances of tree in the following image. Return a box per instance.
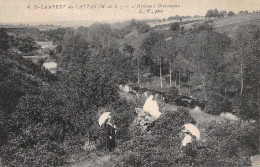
[228,11,236,16]
[219,10,227,17]
[165,34,187,87]
[86,23,114,50]
[153,41,166,89]
[213,9,219,18]
[232,24,260,120]
[170,22,180,32]
[206,9,214,19]
[238,10,248,15]
[129,19,151,33]
[183,26,231,113]
[0,29,10,52]
[148,32,168,89]
[232,25,259,95]
[124,29,148,85]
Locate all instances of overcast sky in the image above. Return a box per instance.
[0,0,259,24]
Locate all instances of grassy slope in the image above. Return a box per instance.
[216,18,260,38]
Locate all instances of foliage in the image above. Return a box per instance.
[44,28,68,43]
[107,99,137,142]
[167,15,193,21]
[164,86,179,103]
[170,22,180,32]
[228,11,236,16]
[129,19,151,34]
[2,142,65,167]
[195,120,259,166]
[0,24,131,166]
[206,9,227,18]
[1,16,260,167]
[205,9,218,18]
[230,24,260,120]
[0,29,10,52]
[0,52,56,121]
[114,107,195,167]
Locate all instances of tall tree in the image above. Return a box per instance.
[165,33,187,87]
[152,40,167,89]
[184,25,231,113]
[125,29,150,85]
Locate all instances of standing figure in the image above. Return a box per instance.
[103,116,116,152]
[181,129,193,156]
[181,129,197,166]
[176,124,200,166]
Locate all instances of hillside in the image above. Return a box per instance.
[5,28,51,41]
[0,24,62,31]
[154,12,260,31]
[213,13,260,28]
[0,14,259,167]
[140,12,260,99]
[215,14,260,38]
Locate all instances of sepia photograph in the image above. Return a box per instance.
[0,0,260,166]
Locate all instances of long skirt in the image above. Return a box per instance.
[182,143,193,157]
[106,136,116,151]
[186,143,193,156]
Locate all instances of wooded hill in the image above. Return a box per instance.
[0,13,259,166]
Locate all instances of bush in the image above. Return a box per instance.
[114,106,259,167]
[170,22,181,31]
[164,86,179,103]
[195,120,259,166]
[1,87,97,166]
[1,141,66,167]
[114,107,195,166]
[228,11,236,16]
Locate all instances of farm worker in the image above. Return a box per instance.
[103,116,116,152]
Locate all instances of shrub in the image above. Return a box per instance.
[1,141,66,167]
[114,107,195,166]
[164,86,179,103]
[195,120,259,166]
[1,87,98,166]
[228,11,236,16]
[170,22,181,32]
[110,100,136,143]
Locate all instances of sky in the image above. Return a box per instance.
[0,0,260,25]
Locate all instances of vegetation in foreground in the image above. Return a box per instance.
[0,11,259,166]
